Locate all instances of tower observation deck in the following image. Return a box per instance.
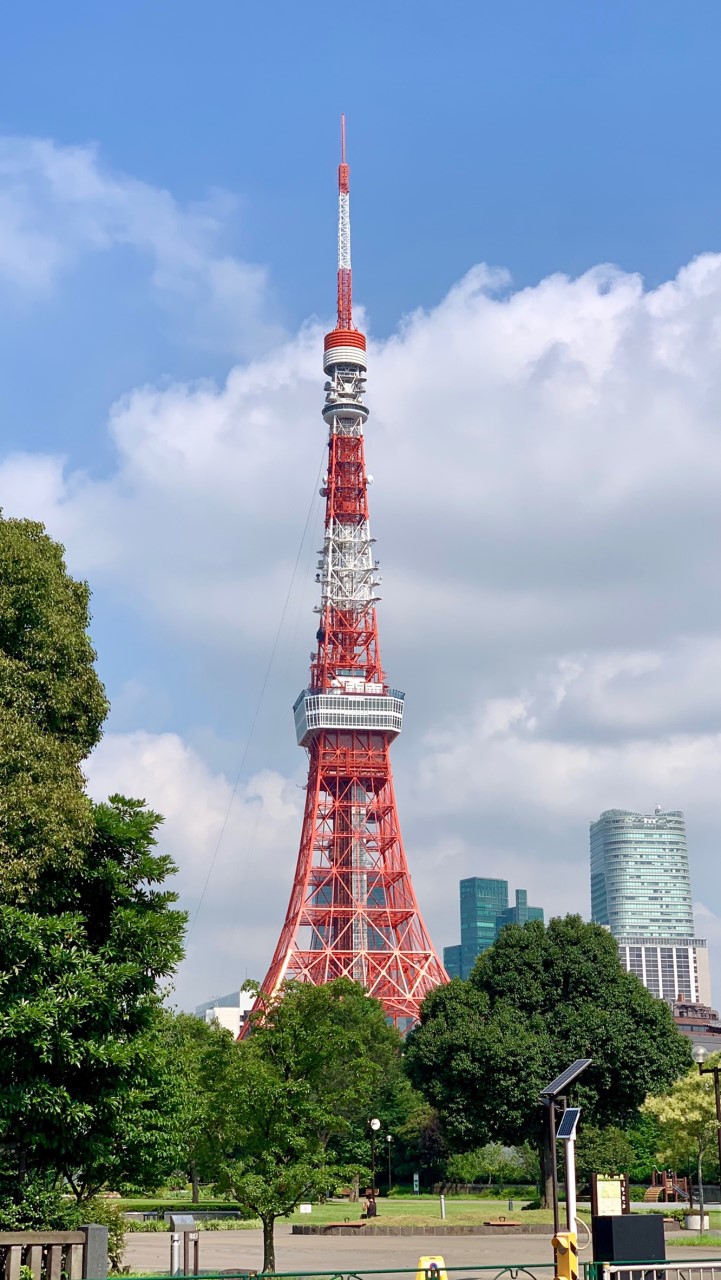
[250,118,448,1029]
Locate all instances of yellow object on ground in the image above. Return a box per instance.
[416,1256,448,1280]
[552,1231,578,1280]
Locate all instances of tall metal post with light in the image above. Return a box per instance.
[692,1045,721,1198]
[369,1117,380,1195]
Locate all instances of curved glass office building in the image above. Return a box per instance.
[590,808,710,1005]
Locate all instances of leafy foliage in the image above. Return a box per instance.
[0,799,186,1199]
[575,1125,636,1183]
[209,979,406,1271]
[161,1012,241,1199]
[405,916,691,1199]
[0,516,108,906]
[0,516,186,1221]
[445,1142,539,1187]
[643,1058,720,1169]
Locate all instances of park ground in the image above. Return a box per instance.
[124,1222,721,1276]
[122,1196,721,1275]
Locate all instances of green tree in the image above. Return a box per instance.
[405,915,691,1204]
[162,1011,239,1202]
[0,798,186,1201]
[0,516,186,1216]
[0,517,107,907]
[625,1112,663,1184]
[211,979,404,1271]
[643,1058,721,1228]
[575,1125,635,1187]
[390,1096,447,1191]
[445,1142,525,1187]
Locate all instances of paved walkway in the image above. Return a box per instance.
[124,1225,721,1276]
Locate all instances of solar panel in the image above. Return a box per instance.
[540,1058,592,1098]
[556,1107,581,1141]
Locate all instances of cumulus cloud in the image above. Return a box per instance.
[86,730,304,1009]
[3,157,721,1005]
[0,136,280,353]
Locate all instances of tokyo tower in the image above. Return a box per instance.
[255,118,447,1028]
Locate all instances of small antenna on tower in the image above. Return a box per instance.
[337,112,352,330]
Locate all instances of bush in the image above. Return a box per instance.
[80,1199,126,1274]
[0,1182,125,1274]
[123,1216,259,1233]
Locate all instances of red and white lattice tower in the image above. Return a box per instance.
[254,117,448,1028]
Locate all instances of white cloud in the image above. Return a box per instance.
[86,730,303,1009]
[4,165,721,1006]
[0,136,280,354]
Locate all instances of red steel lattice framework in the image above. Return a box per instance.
[252,118,448,1028]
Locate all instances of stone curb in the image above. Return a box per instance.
[292,1224,556,1236]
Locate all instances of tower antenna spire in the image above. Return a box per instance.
[337,112,352,330]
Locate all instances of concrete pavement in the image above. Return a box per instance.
[123,1224,721,1276]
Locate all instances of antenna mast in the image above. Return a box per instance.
[337,113,353,330]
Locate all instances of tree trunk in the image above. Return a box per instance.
[349,1174,360,1203]
[262,1215,276,1273]
[190,1165,200,1204]
[540,1133,554,1210]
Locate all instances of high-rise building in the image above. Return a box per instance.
[443,877,544,980]
[590,808,711,1005]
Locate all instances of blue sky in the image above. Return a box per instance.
[2,1,721,1007]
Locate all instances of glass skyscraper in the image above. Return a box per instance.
[590,808,711,1005]
[443,877,544,980]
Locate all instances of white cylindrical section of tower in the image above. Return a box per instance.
[323,345,367,372]
[338,191,351,270]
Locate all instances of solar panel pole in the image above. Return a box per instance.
[565,1133,577,1236]
[547,1097,560,1236]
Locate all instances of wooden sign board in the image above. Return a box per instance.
[591,1173,631,1216]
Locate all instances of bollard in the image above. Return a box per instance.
[439,1194,446,1221]
[508,1198,514,1211]
[552,1231,578,1280]
[170,1232,181,1277]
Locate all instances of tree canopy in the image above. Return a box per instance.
[643,1056,721,1219]
[0,516,186,1219]
[405,915,691,1199]
[209,979,407,1271]
[0,517,108,907]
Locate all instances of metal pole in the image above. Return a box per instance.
[714,1067,721,1194]
[548,1099,560,1236]
[387,1137,392,1192]
[565,1137,577,1235]
[170,1233,180,1277]
[371,1129,376,1195]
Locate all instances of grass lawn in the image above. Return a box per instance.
[284,1198,562,1227]
[121,1196,586,1230]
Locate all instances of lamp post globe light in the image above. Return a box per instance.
[692,1042,721,1208]
[369,1119,380,1196]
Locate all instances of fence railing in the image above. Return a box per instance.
[105,1262,721,1280]
[585,1263,721,1280]
[0,1225,108,1280]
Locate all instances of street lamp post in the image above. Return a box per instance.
[693,1045,721,1203]
[386,1134,392,1192]
[369,1118,380,1197]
